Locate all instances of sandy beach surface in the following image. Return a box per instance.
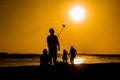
[0,62,120,80]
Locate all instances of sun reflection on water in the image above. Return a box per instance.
[74,58,85,64]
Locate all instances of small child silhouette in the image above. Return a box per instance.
[62,49,68,63]
[40,49,48,66]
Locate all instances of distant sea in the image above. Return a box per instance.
[0,54,120,67]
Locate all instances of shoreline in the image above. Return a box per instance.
[0,62,120,80]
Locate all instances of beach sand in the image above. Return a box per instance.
[0,62,120,80]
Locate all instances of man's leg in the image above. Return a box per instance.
[53,52,57,65]
[48,53,52,65]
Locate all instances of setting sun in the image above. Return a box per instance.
[70,6,85,22]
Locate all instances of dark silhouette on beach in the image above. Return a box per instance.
[62,49,68,63]
[69,46,77,64]
[40,49,48,67]
[47,28,60,65]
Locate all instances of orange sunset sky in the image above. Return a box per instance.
[0,0,120,54]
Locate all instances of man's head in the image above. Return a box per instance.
[49,28,54,35]
[71,46,73,49]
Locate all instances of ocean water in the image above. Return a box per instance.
[0,54,120,67]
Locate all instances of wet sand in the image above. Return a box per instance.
[0,62,120,80]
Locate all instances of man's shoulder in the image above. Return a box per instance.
[47,35,51,39]
[48,34,57,36]
[52,34,57,37]
[47,35,51,37]
[48,35,57,38]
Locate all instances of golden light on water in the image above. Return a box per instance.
[74,58,85,64]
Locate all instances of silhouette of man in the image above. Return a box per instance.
[69,46,77,64]
[47,28,60,65]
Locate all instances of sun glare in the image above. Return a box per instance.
[74,58,84,64]
[70,6,85,22]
